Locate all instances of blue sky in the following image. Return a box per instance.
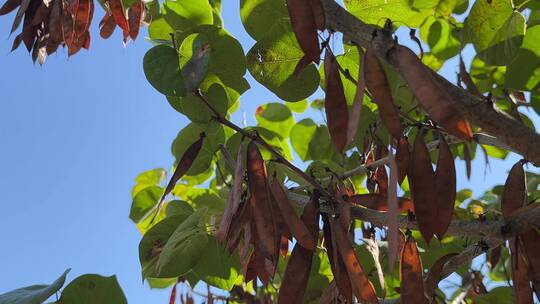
[0,3,535,303]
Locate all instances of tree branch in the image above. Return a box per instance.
[319,0,540,166]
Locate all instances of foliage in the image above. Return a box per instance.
[2,0,540,302]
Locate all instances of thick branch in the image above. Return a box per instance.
[319,0,540,166]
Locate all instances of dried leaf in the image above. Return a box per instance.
[285,0,320,63]
[400,234,428,304]
[392,45,473,140]
[424,253,457,302]
[269,179,315,250]
[346,193,414,213]
[347,48,365,146]
[277,196,319,304]
[364,48,403,139]
[410,130,437,243]
[216,144,245,244]
[324,50,348,152]
[0,0,21,16]
[395,136,410,184]
[434,135,455,239]
[246,141,277,261]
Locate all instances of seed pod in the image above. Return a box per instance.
[285,0,320,64]
[400,234,428,304]
[434,135,456,239]
[324,50,349,152]
[395,136,410,184]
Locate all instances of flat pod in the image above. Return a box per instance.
[391,45,472,140]
[285,0,320,63]
[364,48,403,139]
[434,135,456,239]
[346,193,414,213]
[410,130,437,243]
[400,235,428,304]
[246,141,277,261]
[107,0,128,32]
[324,50,349,152]
[277,196,319,304]
[521,230,540,298]
[127,0,144,40]
[395,136,410,184]
[501,161,526,218]
[73,0,93,37]
[0,0,21,16]
[509,238,533,304]
[331,218,378,303]
[99,13,116,39]
[322,215,353,303]
[424,253,457,302]
[269,179,315,250]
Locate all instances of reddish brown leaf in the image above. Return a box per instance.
[395,136,410,184]
[127,0,143,40]
[364,48,404,139]
[226,200,251,253]
[246,141,277,261]
[347,48,365,146]
[434,135,455,239]
[324,50,348,152]
[73,0,93,37]
[269,179,315,250]
[169,283,177,304]
[216,144,245,244]
[285,0,320,63]
[392,45,473,140]
[107,0,128,32]
[277,195,319,304]
[48,0,62,43]
[244,250,271,284]
[346,193,414,213]
[0,0,21,16]
[99,13,116,39]
[400,234,428,304]
[501,161,526,218]
[410,130,437,243]
[424,253,457,302]
[322,215,353,303]
[332,217,378,303]
[159,134,204,205]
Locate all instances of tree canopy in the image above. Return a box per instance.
[1,0,540,303]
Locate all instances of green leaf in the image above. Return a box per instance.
[240,0,290,41]
[144,45,186,97]
[505,25,540,90]
[131,168,166,197]
[246,23,320,102]
[0,269,69,304]
[156,209,208,277]
[285,99,308,113]
[473,287,513,303]
[171,121,225,175]
[139,215,192,279]
[344,0,433,28]
[465,0,526,65]
[185,188,225,215]
[290,118,337,162]
[421,53,444,71]
[191,236,242,290]
[482,145,508,159]
[179,33,211,93]
[255,103,295,137]
[129,186,163,223]
[470,56,506,93]
[167,83,229,124]
[532,90,540,116]
[57,274,127,304]
[453,0,468,14]
[148,0,214,41]
[165,200,194,218]
[420,17,462,60]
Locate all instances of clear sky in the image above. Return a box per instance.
[0,2,535,303]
